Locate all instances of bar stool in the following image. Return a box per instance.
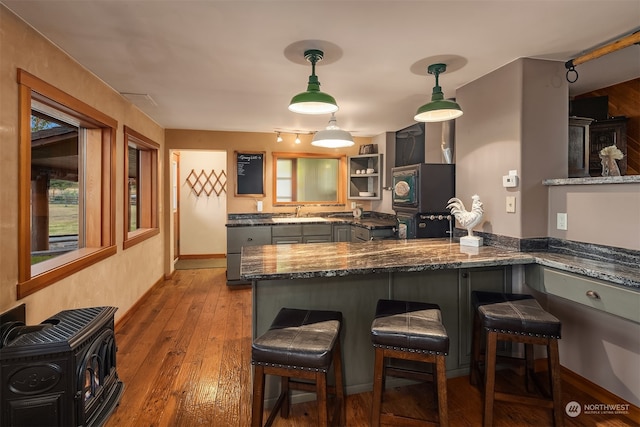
[251,307,345,427]
[370,299,449,427]
[470,291,563,427]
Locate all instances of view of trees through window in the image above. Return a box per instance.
[31,112,80,264]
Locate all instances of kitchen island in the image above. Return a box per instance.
[242,238,639,403]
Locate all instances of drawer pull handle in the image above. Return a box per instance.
[247,238,253,241]
[586,290,600,299]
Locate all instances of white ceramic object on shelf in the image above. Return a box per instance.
[359,191,375,197]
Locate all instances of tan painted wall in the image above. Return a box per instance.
[548,183,640,250]
[456,59,525,237]
[0,6,165,323]
[456,58,569,239]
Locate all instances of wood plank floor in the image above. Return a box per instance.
[106,268,638,426]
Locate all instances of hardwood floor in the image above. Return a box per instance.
[106,268,638,426]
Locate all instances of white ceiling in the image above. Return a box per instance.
[3,0,639,137]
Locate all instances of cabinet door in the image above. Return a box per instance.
[458,266,511,367]
[333,225,351,242]
[589,118,628,176]
[226,253,241,281]
[271,225,303,237]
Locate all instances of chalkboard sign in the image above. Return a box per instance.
[235,151,265,196]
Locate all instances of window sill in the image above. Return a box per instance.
[123,227,160,250]
[18,245,117,299]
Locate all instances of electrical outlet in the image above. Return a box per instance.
[557,213,568,230]
[506,196,516,213]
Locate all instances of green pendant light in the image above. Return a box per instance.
[414,63,463,122]
[288,49,339,115]
[312,113,354,148]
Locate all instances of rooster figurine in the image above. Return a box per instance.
[447,194,484,245]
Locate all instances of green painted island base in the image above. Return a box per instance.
[252,266,510,405]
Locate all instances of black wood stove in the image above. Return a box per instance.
[1,304,124,427]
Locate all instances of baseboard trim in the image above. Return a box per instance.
[179,253,226,260]
[115,275,164,330]
[535,359,639,423]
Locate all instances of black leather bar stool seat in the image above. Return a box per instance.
[470,291,563,427]
[251,307,345,427]
[370,299,449,427]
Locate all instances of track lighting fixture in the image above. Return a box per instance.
[295,133,301,144]
[276,132,283,143]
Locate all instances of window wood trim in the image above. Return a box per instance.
[123,125,159,250]
[16,69,117,299]
[271,152,347,205]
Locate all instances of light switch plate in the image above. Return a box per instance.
[557,213,568,230]
[506,196,516,213]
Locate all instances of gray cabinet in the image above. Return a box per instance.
[525,265,639,323]
[333,224,351,242]
[226,226,271,285]
[351,225,395,242]
[272,225,304,244]
[272,224,332,244]
[568,117,592,178]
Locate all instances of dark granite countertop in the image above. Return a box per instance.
[240,238,639,289]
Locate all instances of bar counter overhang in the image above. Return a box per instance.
[241,238,639,404]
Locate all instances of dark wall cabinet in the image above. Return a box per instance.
[568,117,592,177]
[589,117,628,176]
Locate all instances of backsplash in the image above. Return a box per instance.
[453,228,639,268]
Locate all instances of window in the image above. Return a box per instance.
[272,152,346,205]
[123,126,159,249]
[17,69,117,299]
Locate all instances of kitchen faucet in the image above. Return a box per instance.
[295,205,302,217]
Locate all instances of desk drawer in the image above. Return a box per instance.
[353,227,370,241]
[543,268,640,323]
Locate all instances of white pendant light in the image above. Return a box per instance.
[311,113,354,148]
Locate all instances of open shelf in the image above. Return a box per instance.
[348,154,382,200]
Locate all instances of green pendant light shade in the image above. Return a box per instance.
[288,49,339,115]
[414,63,463,122]
[311,113,354,148]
